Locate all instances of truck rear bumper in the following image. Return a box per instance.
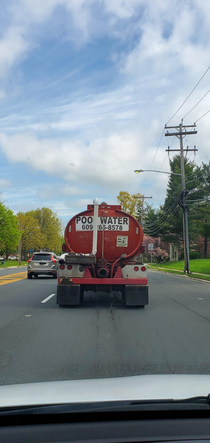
[58,277,148,285]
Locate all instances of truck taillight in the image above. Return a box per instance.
[67,265,72,270]
[141,266,146,272]
[60,264,65,270]
[134,266,139,271]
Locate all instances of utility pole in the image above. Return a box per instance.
[18,238,21,265]
[165,120,197,274]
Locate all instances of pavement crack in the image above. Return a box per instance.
[155,329,163,340]
[109,306,115,322]
[168,297,210,323]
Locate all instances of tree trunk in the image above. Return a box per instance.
[204,237,208,259]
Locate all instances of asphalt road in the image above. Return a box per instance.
[0,268,210,385]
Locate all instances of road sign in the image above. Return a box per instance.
[29,249,34,253]
[148,243,153,250]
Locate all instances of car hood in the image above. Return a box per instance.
[0,374,210,408]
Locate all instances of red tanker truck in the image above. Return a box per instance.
[57,199,148,307]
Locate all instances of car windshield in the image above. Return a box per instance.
[0,0,210,403]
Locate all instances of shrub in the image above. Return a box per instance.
[179,251,199,260]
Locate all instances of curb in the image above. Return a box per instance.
[7,266,27,269]
[149,268,210,283]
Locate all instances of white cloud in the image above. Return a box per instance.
[0,130,167,192]
[0,83,144,135]
[103,0,143,18]
[36,185,87,200]
[0,179,10,189]
[1,0,210,219]
[120,1,210,78]
[0,26,29,79]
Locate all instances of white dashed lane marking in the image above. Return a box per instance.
[41,293,55,303]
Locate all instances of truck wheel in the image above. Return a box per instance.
[27,273,32,279]
[139,305,145,308]
[53,273,57,279]
[34,274,38,278]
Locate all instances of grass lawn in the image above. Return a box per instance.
[0,260,28,268]
[148,259,210,275]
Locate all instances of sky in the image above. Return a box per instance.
[0,0,210,228]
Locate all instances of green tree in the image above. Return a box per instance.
[143,205,162,237]
[0,202,20,258]
[160,155,201,246]
[201,219,210,259]
[188,202,210,258]
[17,213,45,260]
[27,207,63,253]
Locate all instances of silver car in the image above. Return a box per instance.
[27,252,58,279]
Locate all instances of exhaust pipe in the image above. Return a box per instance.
[97,267,110,278]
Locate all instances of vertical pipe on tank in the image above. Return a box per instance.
[102,210,105,258]
[92,198,99,255]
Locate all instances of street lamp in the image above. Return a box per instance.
[134,169,190,274]
[134,169,182,176]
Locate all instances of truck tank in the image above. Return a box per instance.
[64,202,144,263]
[57,200,148,307]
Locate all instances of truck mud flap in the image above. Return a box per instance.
[124,285,148,307]
[57,285,81,306]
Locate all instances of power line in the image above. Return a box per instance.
[143,137,177,198]
[187,182,210,196]
[182,89,210,120]
[142,153,169,195]
[166,65,210,125]
[143,162,210,234]
[138,127,165,192]
[143,173,210,233]
[143,199,180,229]
[143,202,182,235]
[143,190,182,228]
[144,158,210,215]
[148,136,194,204]
[193,148,210,163]
[195,108,210,123]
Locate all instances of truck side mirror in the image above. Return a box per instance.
[140,246,145,253]
[62,244,66,252]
